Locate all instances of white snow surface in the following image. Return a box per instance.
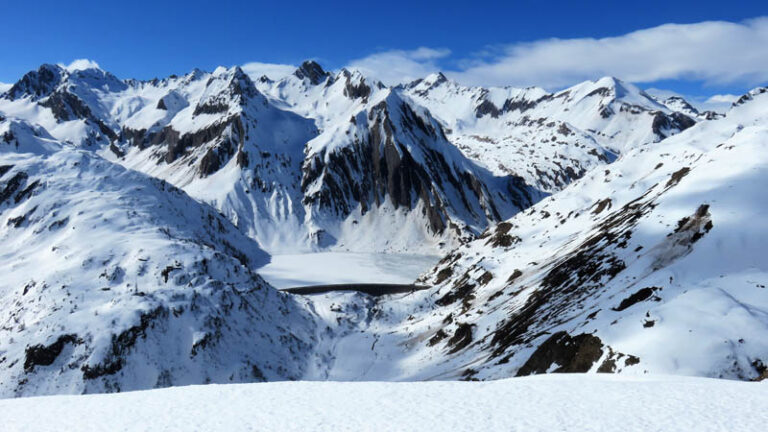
[2,374,766,432]
[260,252,439,288]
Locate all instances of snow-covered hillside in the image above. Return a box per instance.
[0,131,317,397]
[381,86,768,381]
[3,375,766,432]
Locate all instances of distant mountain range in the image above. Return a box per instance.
[1,60,765,397]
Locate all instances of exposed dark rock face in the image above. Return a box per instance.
[0,164,14,178]
[613,287,661,311]
[666,167,691,188]
[81,307,167,380]
[24,334,80,372]
[651,111,696,137]
[194,68,259,117]
[120,127,149,150]
[40,90,93,122]
[585,87,613,98]
[4,64,63,101]
[199,147,225,177]
[733,88,767,107]
[592,198,612,215]
[475,99,500,118]
[406,72,448,97]
[343,76,372,101]
[428,329,448,346]
[302,95,534,238]
[0,171,28,206]
[294,60,329,85]
[485,221,521,248]
[501,97,539,113]
[446,323,474,354]
[151,116,242,165]
[109,142,125,158]
[488,188,661,359]
[14,179,40,203]
[436,278,475,307]
[664,96,699,115]
[193,101,229,116]
[597,348,641,373]
[516,332,604,376]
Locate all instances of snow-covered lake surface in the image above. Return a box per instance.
[3,374,766,431]
[257,252,440,288]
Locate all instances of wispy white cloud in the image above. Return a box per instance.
[343,18,768,91]
[645,88,736,112]
[241,61,296,80]
[705,94,739,104]
[452,18,768,88]
[346,47,450,85]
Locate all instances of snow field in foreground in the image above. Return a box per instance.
[3,374,766,432]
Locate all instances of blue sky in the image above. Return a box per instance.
[1,0,766,107]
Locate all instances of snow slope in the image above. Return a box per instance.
[290,86,768,383]
[397,86,768,381]
[0,138,317,397]
[2,375,766,431]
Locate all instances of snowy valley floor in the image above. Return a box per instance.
[3,374,766,432]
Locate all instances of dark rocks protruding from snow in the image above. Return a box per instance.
[651,111,696,137]
[4,64,64,101]
[474,99,500,118]
[294,60,329,85]
[733,87,768,107]
[612,287,661,312]
[24,334,80,372]
[516,332,604,376]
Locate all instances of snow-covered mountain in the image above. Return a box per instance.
[1,62,544,253]
[2,59,763,399]
[402,74,698,192]
[0,125,318,397]
[334,85,768,381]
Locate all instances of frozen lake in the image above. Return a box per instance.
[257,252,441,288]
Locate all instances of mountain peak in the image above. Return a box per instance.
[62,59,102,73]
[591,76,630,97]
[4,64,65,101]
[733,87,768,107]
[294,60,329,85]
[422,72,449,87]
